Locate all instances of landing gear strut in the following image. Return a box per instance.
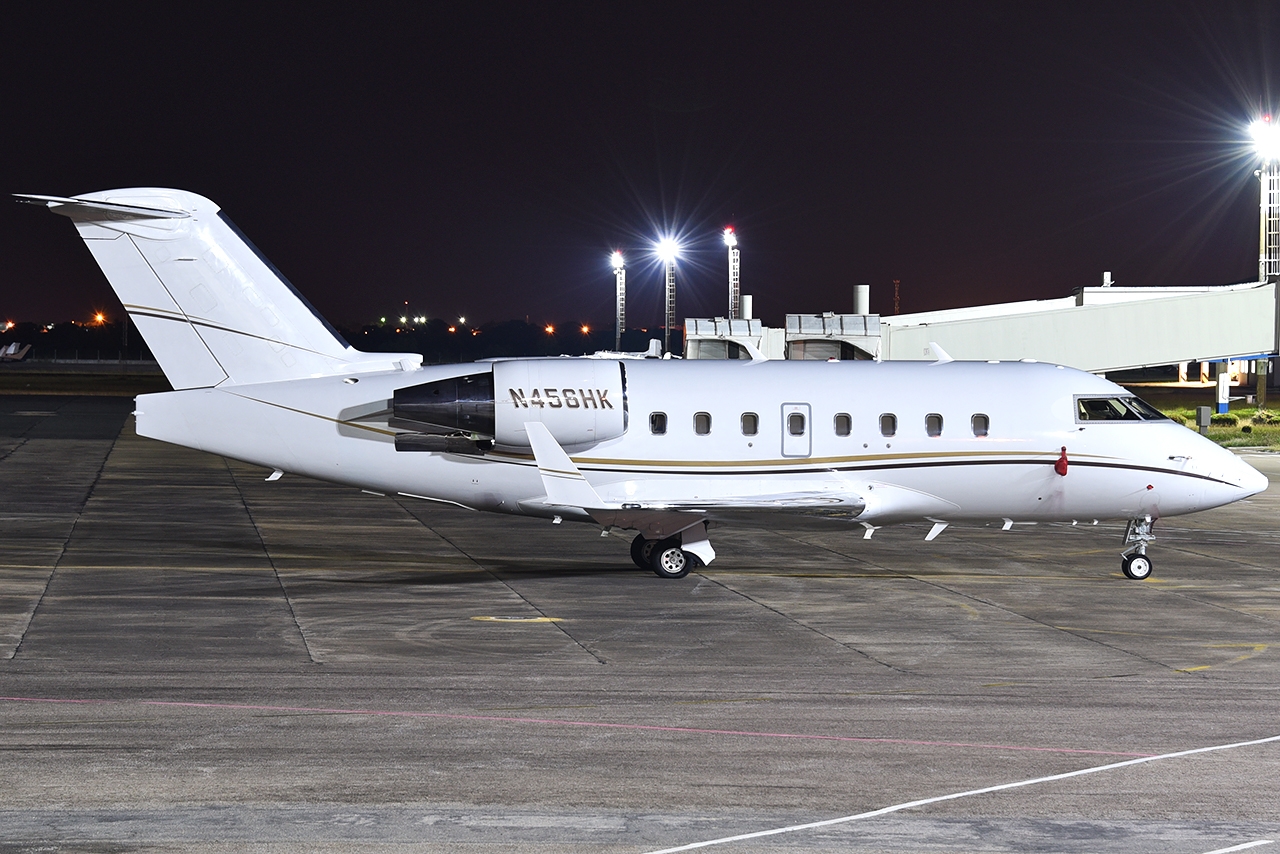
[1121,516,1155,580]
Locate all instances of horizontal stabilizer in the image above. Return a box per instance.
[16,194,190,219]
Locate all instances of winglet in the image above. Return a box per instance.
[926,341,954,365]
[525,422,605,508]
[738,337,769,364]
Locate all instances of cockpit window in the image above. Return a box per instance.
[1124,397,1169,420]
[1075,396,1169,422]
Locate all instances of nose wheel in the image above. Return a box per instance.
[1121,516,1156,580]
[1122,553,1153,580]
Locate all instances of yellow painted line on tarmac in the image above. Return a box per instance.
[1176,644,1268,673]
[1056,626,1173,639]
[470,615,562,623]
[1209,643,1268,665]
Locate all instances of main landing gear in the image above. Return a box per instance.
[630,533,704,579]
[1121,516,1155,580]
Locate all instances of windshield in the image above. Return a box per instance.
[1076,396,1170,422]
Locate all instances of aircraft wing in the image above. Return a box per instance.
[589,493,866,540]
[523,421,867,539]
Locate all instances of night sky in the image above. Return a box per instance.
[2,3,1276,331]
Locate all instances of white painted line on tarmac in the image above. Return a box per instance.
[1200,842,1273,854]
[640,733,1280,854]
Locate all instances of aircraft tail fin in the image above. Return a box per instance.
[18,189,420,389]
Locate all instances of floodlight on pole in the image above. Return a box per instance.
[1253,116,1280,283]
[655,237,681,355]
[724,226,741,320]
[611,251,626,351]
[1251,117,1280,162]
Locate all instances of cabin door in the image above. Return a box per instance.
[781,403,812,457]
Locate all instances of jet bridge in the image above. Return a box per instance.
[686,281,1279,376]
[879,282,1278,372]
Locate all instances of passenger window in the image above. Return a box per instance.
[880,413,897,437]
[650,412,667,435]
[788,412,806,436]
[741,412,759,435]
[926,413,943,437]
[834,413,852,436]
[972,413,989,437]
[694,412,712,435]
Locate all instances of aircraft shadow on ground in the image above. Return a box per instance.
[292,562,639,588]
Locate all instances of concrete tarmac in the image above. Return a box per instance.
[1,394,1279,852]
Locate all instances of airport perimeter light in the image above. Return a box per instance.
[611,251,626,350]
[655,237,681,354]
[1252,117,1280,283]
[724,227,741,320]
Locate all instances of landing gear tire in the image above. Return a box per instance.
[630,534,657,570]
[651,538,698,579]
[1122,553,1153,580]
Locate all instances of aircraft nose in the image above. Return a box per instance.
[1233,454,1271,497]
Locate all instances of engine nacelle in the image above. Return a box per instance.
[392,360,627,450]
[493,360,626,448]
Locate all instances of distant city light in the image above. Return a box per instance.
[545,324,555,334]
[6,321,15,330]
[93,312,106,324]
[380,316,387,323]
[723,226,737,248]
[654,236,680,263]
[448,325,456,333]
[399,315,407,324]
[1251,116,1280,161]
[458,316,466,325]
[610,250,624,270]
[580,324,590,334]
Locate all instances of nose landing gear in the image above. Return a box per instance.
[1121,516,1155,580]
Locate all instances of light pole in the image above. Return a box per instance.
[611,251,626,351]
[1252,117,1280,283]
[655,237,680,355]
[1253,117,1280,408]
[724,227,740,319]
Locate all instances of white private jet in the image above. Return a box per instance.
[19,189,1269,581]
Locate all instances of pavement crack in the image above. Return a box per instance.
[770,529,1191,674]
[224,459,321,665]
[696,571,910,673]
[395,500,608,665]
[8,440,111,661]
[0,436,27,463]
